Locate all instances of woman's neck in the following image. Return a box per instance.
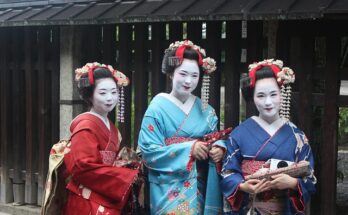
[258,114,280,125]
[169,91,190,103]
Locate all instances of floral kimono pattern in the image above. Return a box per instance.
[138,93,226,215]
[221,118,316,215]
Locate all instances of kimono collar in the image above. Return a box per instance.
[251,116,285,136]
[158,93,196,115]
[88,111,110,130]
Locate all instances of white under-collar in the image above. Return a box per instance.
[251,116,285,136]
[159,93,196,115]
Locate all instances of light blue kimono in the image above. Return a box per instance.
[138,93,226,215]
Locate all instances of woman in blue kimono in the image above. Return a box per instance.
[138,40,226,214]
[221,59,316,215]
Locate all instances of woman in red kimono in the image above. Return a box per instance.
[62,62,139,215]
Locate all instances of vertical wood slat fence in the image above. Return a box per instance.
[0,26,60,204]
[0,20,345,215]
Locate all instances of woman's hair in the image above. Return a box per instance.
[162,48,203,75]
[78,67,117,106]
[241,66,278,102]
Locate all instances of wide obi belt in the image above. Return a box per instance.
[241,160,285,215]
[165,137,195,145]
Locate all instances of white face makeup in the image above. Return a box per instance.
[90,78,118,118]
[170,59,200,103]
[253,77,281,124]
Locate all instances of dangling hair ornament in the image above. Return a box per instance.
[277,66,295,120]
[75,62,130,123]
[201,57,217,111]
[165,40,217,111]
[248,59,295,120]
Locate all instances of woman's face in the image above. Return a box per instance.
[253,77,281,123]
[171,59,200,102]
[91,78,118,116]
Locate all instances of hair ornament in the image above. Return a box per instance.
[75,62,130,88]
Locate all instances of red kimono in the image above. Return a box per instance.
[62,113,138,215]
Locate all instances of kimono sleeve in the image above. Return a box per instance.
[220,132,246,212]
[138,114,194,174]
[288,131,316,213]
[66,129,138,202]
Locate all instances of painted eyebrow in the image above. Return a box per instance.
[179,70,199,75]
[97,88,117,91]
[255,90,278,95]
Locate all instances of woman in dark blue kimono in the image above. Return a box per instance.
[221,59,316,215]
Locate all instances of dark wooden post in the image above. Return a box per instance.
[246,21,263,117]
[288,22,314,138]
[169,22,183,42]
[276,21,290,65]
[224,21,242,128]
[37,27,50,204]
[50,26,60,153]
[118,24,133,148]
[187,21,201,41]
[206,21,222,124]
[150,23,166,97]
[102,25,116,65]
[0,28,13,203]
[11,27,26,205]
[133,23,149,149]
[24,27,37,204]
[102,25,117,123]
[320,24,340,215]
[82,25,102,63]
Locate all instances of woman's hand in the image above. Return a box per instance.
[269,174,298,190]
[209,146,224,163]
[240,179,271,194]
[192,141,209,160]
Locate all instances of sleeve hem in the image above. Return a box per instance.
[227,183,244,211]
[288,180,305,213]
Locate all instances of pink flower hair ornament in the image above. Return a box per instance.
[75,62,130,88]
[166,40,217,74]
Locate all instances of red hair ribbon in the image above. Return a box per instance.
[87,65,117,86]
[249,64,281,88]
[175,45,203,66]
[88,66,95,86]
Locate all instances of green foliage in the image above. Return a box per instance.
[339,107,348,145]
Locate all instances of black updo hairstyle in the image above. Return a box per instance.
[241,66,279,102]
[162,47,203,75]
[78,67,117,107]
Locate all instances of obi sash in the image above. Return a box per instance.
[242,160,285,215]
